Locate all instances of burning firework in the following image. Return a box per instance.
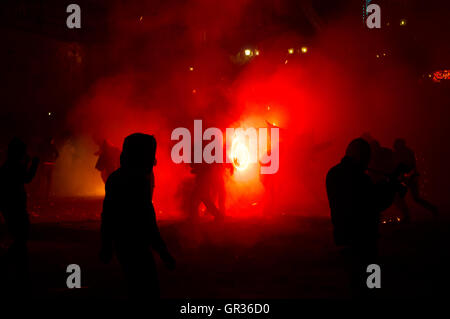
[230,134,250,171]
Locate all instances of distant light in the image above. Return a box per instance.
[189,66,194,71]
[192,89,197,94]
[433,70,450,83]
[244,49,252,56]
[376,54,380,58]
[267,106,271,111]
[284,59,288,64]
[139,16,143,22]
[48,112,52,116]
[400,19,407,26]
[288,48,294,54]
[301,46,308,54]
[383,52,386,56]
[255,49,260,56]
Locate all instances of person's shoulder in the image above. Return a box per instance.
[105,169,122,188]
[326,162,342,182]
[328,161,342,174]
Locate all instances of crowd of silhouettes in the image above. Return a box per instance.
[326,135,439,297]
[0,131,440,299]
[391,138,438,222]
[362,134,438,222]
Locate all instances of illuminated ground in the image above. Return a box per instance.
[1,198,449,299]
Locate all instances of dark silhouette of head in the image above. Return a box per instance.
[7,137,27,163]
[120,133,156,173]
[345,138,371,170]
[393,138,406,151]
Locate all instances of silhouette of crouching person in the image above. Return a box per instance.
[99,133,175,299]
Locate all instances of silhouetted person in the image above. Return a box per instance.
[99,133,175,299]
[326,138,400,297]
[392,138,438,222]
[95,140,120,184]
[189,162,226,221]
[37,137,59,200]
[0,138,39,294]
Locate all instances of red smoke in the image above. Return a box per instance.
[62,1,449,218]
